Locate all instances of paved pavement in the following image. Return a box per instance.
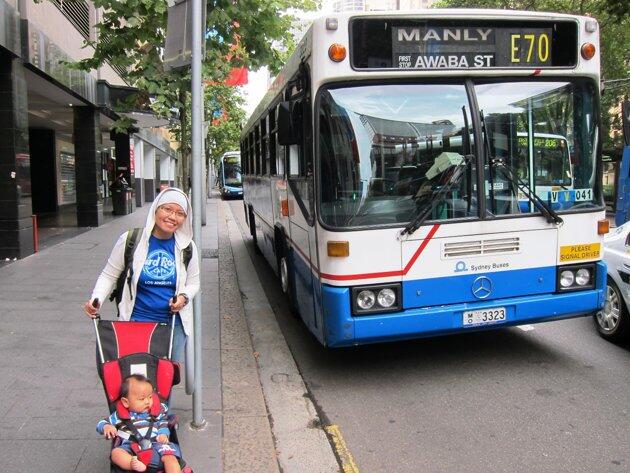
[0,193,340,472]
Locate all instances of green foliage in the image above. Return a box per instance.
[70,0,317,188]
[205,84,247,169]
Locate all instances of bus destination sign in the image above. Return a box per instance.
[393,26,552,69]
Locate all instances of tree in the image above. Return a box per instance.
[73,0,317,190]
[204,83,246,170]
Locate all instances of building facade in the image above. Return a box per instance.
[0,0,178,259]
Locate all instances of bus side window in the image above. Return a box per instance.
[240,140,247,175]
[255,126,262,175]
[269,111,277,175]
[261,116,270,176]
[273,106,285,176]
[289,145,300,177]
[249,132,256,175]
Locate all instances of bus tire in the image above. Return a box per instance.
[249,207,261,254]
[277,242,298,316]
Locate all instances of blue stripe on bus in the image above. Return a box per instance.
[402,266,557,309]
[321,261,605,347]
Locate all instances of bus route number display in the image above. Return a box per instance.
[392,26,552,69]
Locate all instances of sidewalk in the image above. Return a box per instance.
[0,194,340,472]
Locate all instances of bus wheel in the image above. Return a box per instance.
[249,207,261,254]
[277,250,298,317]
[279,255,290,294]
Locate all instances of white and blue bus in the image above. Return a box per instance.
[218,151,243,199]
[241,10,607,347]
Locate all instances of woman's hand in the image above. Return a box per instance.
[169,294,188,313]
[83,299,100,318]
[103,424,118,439]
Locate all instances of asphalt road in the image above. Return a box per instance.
[228,201,630,473]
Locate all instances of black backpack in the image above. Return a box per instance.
[109,228,193,313]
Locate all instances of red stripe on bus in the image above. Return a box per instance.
[319,224,440,281]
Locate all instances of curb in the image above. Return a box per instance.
[223,201,340,473]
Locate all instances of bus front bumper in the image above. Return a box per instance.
[322,280,605,348]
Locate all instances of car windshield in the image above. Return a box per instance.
[317,79,600,228]
[318,83,477,228]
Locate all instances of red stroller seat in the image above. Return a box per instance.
[94,318,193,473]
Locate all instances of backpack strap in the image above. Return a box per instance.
[109,228,142,315]
[182,243,192,270]
[124,228,142,298]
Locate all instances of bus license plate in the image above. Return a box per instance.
[463,307,507,326]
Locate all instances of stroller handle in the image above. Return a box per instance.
[168,296,177,360]
[91,298,106,364]
[92,297,179,365]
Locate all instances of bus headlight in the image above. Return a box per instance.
[560,270,574,287]
[352,283,401,315]
[575,268,591,286]
[377,288,396,308]
[557,264,595,292]
[356,290,376,310]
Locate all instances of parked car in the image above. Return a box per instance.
[595,222,630,341]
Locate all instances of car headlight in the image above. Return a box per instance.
[352,283,401,315]
[356,290,376,310]
[557,264,595,292]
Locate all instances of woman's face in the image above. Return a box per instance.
[154,203,186,236]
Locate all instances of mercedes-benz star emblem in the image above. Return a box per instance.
[472,276,492,299]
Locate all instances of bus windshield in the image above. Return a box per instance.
[223,163,242,187]
[318,83,477,228]
[318,79,599,228]
[515,134,572,187]
[476,80,598,215]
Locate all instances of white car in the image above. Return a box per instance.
[595,222,630,341]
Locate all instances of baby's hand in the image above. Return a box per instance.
[103,424,118,439]
[156,434,169,443]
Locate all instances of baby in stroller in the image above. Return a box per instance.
[92,313,193,473]
[97,374,182,472]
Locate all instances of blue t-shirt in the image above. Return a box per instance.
[132,235,177,323]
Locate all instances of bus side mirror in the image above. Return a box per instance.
[278,101,301,146]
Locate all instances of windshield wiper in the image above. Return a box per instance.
[479,111,562,226]
[492,157,563,225]
[400,154,473,237]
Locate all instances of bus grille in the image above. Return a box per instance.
[443,237,520,258]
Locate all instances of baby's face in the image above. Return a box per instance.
[122,379,154,413]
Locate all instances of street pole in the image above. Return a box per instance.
[191,0,205,429]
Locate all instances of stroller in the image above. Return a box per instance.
[92,299,193,473]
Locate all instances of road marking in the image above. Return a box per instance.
[324,424,360,473]
[517,324,535,332]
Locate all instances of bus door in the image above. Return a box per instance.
[280,68,320,334]
[287,143,318,332]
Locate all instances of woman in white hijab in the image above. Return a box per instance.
[83,187,200,362]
